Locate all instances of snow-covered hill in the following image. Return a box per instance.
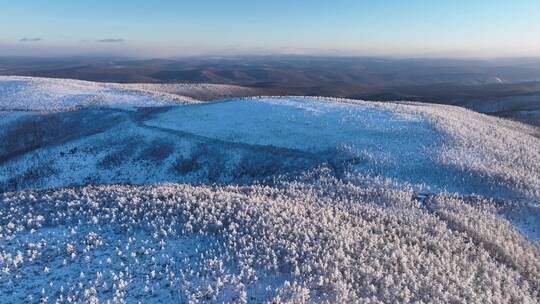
[2,92,538,202]
[0,76,539,303]
[0,76,259,111]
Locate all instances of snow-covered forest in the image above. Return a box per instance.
[0,76,539,303]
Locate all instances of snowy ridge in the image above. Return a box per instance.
[0,76,259,111]
[0,76,194,111]
[115,82,260,101]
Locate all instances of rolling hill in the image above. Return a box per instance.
[0,76,539,303]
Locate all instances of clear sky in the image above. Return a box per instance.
[1,0,539,58]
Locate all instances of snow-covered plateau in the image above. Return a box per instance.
[0,76,539,303]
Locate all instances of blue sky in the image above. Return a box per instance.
[1,0,539,57]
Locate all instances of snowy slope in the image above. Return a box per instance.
[147,97,540,201]
[0,76,198,111]
[0,82,538,199]
[1,77,539,303]
[3,96,538,202]
[1,178,539,303]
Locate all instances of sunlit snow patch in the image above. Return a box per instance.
[146,97,537,200]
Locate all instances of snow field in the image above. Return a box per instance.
[148,97,540,201]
